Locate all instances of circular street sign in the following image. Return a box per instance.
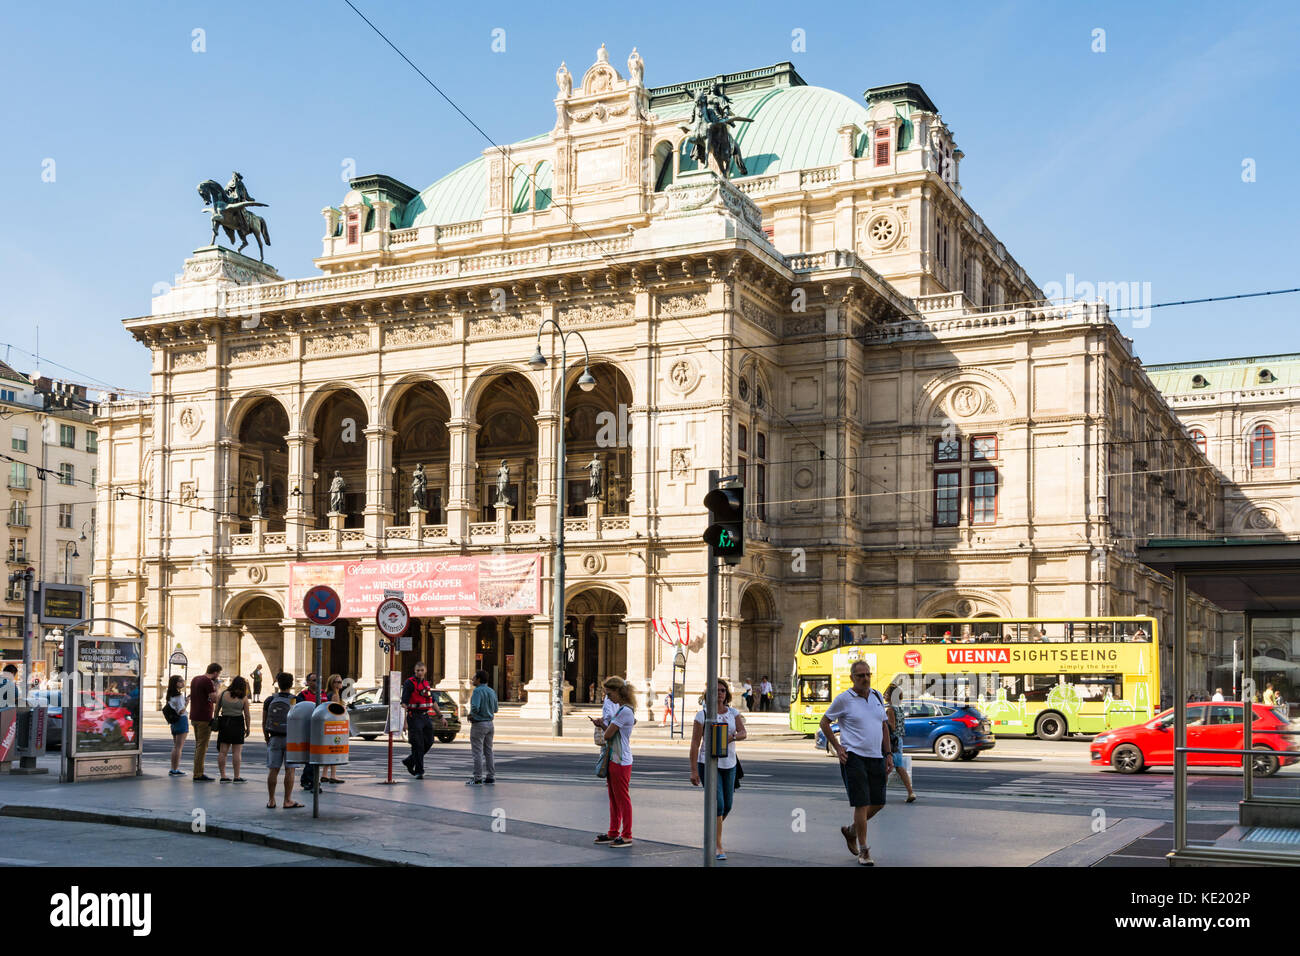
[304,585,342,626]
[376,597,410,638]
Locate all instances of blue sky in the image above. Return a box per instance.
[1,0,1296,393]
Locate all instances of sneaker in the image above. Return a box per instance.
[194,774,215,782]
[610,837,633,848]
[840,825,858,857]
[465,779,483,786]
[484,777,495,784]
[593,834,615,845]
[857,848,875,866]
[168,770,184,777]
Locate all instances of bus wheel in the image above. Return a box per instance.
[1035,713,1067,741]
[1251,750,1280,777]
[1111,744,1143,774]
[934,734,963,761]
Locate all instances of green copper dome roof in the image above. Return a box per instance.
[402,85,874,229]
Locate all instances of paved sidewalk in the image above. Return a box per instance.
[0,749,1137,867]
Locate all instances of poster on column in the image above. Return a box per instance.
[289,555,542,619]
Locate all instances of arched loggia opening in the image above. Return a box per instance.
[234,595,284,679]
[475,373,539,522]
[310,389,368,528]
[738,586,781,709]
[567,587,628,703]
[562,363,632,517]
[473,616,532,701]
[235,398,290,533]
[390,382,451,524]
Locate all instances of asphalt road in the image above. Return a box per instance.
[142,733,1296,819]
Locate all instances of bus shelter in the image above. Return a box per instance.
[1139,539,1300,865]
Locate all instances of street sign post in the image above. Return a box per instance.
[376,596,410,786]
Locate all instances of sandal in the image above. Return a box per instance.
[267,801,277,809]
[906,795,917,803]
[283,801,304,809]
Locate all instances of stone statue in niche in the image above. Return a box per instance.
[252,475,265,518]
[586,454,603,498]
[496,460,510,504]
[329,470,346,514]
[411,463,427,511]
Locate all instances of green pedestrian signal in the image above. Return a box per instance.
[703,485,744,565]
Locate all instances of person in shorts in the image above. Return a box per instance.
[165,674,189,776]
[264,672,301,808]
[820,659,894,865]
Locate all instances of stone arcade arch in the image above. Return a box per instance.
[233,397,290,532]
[309,388,369,528]
[737,584,782,708]
[474,372,540,522]
[389,380,452,524]
[561,362,633,517]
[566,586,628,704]
[232,594,284,680]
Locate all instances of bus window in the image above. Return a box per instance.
[798,676,831,703]
[1038,623,1066,643]
[801,627,841,655]
[974,622,1002,642]
[1074,674,1123,701]
[879,624,904,644]
[926,622,956,642]
[841,625,864,645]
[1131,627,1151,643]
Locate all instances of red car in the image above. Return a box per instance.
[1091,702,1296,777]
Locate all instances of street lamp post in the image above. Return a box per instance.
[80,517,95,621]
[63,541,79,584]
[529,320,596,737]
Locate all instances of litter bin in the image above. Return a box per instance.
[309,701,349,766]
[286,700,316,766]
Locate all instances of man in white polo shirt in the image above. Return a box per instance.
[820,658,893,865]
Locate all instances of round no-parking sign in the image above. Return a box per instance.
[376,597,410,638]
[304,585,341,625]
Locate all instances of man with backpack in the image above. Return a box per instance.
[820,659,894,866]
[264,672,302,808]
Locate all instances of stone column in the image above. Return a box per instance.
[436,616,474,710]
[364,424,394,541]
[534,411,558,538]
[426,619,445,685]
[446,420,477,542]
[284,431,315,546]
[281,620,310,681]
[624,617,653,722]
[358,621,382,689]
[520,613,554,718]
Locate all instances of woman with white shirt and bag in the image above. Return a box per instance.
[689,678,748,861]
[590,676,637,848]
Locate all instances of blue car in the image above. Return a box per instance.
[899,699,995,761]
[816,698,996,761]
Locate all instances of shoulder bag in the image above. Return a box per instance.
[595,705,627,778]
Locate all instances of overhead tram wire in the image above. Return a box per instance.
[335,4,1296,531]
[0,341,151,398]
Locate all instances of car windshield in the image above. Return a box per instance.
[434,691,455,708]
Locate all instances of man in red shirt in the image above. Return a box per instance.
[189,663,222,781]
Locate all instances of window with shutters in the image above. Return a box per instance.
[874,127,891,166]
[346,212,359,245]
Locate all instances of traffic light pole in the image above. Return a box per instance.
[704,471,719,868]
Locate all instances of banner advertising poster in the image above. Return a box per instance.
[74,639,142,754]
[289,554,542,619]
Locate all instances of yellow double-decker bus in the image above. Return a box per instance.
[789,617,1159,740]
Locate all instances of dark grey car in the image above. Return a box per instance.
[347,687,461,742]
